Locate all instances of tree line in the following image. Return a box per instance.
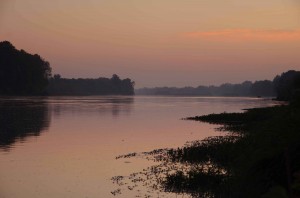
[0,41,135,96]
[137,71,300,101]
[136,80,273,97]
[47,74,134,95]
[0,41,299,99]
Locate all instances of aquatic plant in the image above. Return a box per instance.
[113,100,300,197]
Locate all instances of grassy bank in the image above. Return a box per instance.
[160,100,300,197]
[113,100,300,197]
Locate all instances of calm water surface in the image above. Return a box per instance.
[0,96,280,198]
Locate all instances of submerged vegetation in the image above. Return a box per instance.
[169,101,300,197]
[114,100,300,197]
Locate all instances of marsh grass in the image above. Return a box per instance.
[113,101,300,197]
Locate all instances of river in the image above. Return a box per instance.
[0,96,279,198]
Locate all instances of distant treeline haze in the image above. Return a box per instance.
[137,70,300,100]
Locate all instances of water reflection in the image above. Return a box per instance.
[50,96,134,118]
[0,96,134,151]
[0,96,278,198]
[0,98,50,150]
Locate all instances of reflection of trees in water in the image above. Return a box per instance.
[110,97,134,117]
[51,96,134,118]
[0,97,133,150]
[0,99,50,150]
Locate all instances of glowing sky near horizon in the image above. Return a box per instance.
[0,0,299,87]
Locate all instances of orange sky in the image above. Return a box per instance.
[0,0,299,87]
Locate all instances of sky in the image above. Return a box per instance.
[0,0,299,88]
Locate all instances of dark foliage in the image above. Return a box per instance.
[273,70,300,101]
[47,74,135,95]
[0,41,135,96]
[250,80,275,97]
[161,103,300,197]
[0,41,51,95]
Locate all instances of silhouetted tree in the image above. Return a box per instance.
[0,41,51,95]
[53,74,61,80]
[250,80,275,97]
[273,70,300,101]
[111,74,121,84]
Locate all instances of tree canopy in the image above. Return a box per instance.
[47,74,135,95]
[273,70,300,101]
[0,41,51,95]
[0,41,135,96]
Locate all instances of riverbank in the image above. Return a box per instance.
[115,100,300,197]
[166,101,300,197]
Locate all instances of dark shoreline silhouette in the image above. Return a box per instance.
[0,41,135,96]
[47,74,135,96]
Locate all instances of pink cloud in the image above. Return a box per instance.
[184,29,300,42]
